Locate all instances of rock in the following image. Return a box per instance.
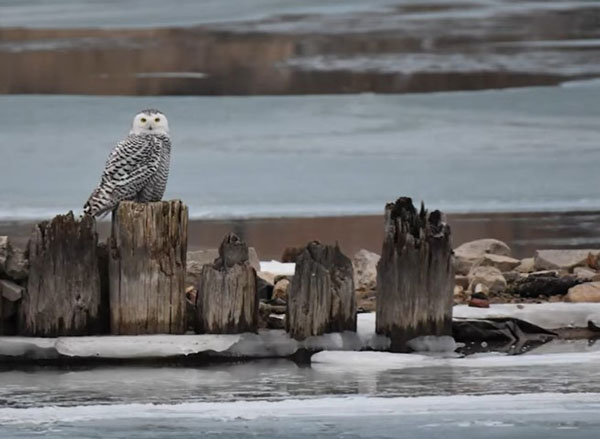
[248,247,261,273]
[565,282,600,303]
[352,249,380,292]
[515,257,535,273]
[588,252,600,270]
[473,254,520,272]
[467,266,506,294]
[507,272,580,298]
[0,279,24,302]
[534,249,599,272]
[267,313,285,330]
[274,274,293,284]
[574,267,597,281]
[502,271,524,284]
[455,275,469,289]
[256,276,274,301]
[4,246,28,281]
[257,271,276,285]
[357,295,376,313]
[454,285,467,304]
[272,278,290,301]
[469,292,490,308]
[454,239,511,275]
[0,237,28,281]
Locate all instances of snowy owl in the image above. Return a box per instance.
[83,109,171,217]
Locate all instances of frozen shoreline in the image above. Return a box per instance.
[2,304,600,363]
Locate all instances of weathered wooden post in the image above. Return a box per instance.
[376,197,454,352]
[287,241,356,341]
[19,213,106,336]
[109,200,188,334]
[196,233,258,334]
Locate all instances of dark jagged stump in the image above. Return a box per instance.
[376,197,454,352]
[196,233,258,334]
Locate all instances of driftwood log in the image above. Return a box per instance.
[20,212,106,336]
[196,233,258,334]
[376,197,454,352]
[109,200,188,335]
[287,241,356,341]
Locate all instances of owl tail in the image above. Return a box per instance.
[84,186,117,218]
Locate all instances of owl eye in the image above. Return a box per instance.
[154,117,160,123]
[140,117,147,123]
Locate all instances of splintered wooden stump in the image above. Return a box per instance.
[196,233,258,334]
[376,197,454,352]
[109,200,188,335]
[287,241,356,341]
[20,212,105,336]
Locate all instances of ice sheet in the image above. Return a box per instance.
[453,303,600,329]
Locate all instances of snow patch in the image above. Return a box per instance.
[259,260,295,276]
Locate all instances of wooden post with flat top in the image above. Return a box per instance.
[108,200,188,334]
[376,197,454,352]
[286,241,356,341]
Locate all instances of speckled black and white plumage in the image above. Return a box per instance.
[84,109,171,217]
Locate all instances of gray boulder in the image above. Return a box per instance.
[468,265,507,294]
[534,249,600,272]
[454,239,511,275]
[352,249,380,292]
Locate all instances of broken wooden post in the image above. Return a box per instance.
[376,197,454,352]
[287,241,356,341]
[196,233,258,334]
[19,213,106,336]
[109,200,188,335]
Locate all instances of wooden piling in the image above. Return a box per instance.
[196,233,258,334]
[287,241,356,341]
[19,212,106,336]
[109,200,188,335]
[376,197,454,352]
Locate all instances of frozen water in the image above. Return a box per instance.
[1,84,600,220]
[0,393,599,438]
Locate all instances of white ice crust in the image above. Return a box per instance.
[259,260,296,276]
[2,303,599,361]
[453,303,600,329]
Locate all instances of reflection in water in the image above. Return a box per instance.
[1,1,600,95]
[1,352,600,409]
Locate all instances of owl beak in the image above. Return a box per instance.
[148,126,153,131]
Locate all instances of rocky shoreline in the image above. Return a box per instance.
[182,238,600,332]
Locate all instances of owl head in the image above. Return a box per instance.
[130,109,170,136]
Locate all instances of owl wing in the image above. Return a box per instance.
[84,135,161,217]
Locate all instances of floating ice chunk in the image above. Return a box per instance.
[0,337,58,359]
[312,351,435,371]
[407,335,457,353]
[259,260,295,276]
